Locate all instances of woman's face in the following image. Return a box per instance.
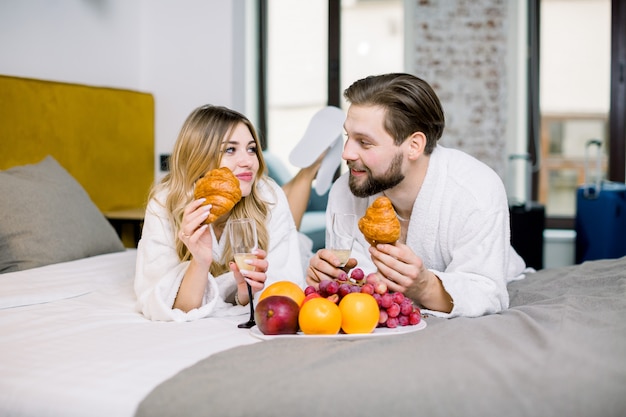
[219,122,260,197]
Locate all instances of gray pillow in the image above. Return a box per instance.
[0,156,125,273]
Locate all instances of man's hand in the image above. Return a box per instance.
[369,242,453,313]
[306,248,358,288]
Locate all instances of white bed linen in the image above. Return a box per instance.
[0,250,260,417]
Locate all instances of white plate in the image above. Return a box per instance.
[249,319,427,341]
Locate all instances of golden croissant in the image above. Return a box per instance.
[193,167,242,224]
[358,196,401,245]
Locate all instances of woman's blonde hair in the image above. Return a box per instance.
[148,105,270,276]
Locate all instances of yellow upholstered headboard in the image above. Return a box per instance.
[0,75,154,212]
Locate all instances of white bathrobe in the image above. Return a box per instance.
[327,145,528,318]
[134,178,305,322]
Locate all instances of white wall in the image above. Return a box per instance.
[0,1,143,88]
[0,0,254,179]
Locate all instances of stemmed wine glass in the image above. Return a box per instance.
[228,218,258,329]
[328,213,356,267]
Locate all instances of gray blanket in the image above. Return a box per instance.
[136,257,626,417]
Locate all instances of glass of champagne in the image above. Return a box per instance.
[329,213,356,267]
[228,218,258,329]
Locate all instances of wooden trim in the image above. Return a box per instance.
[609,0,626,182]
[527,0,541,201]
[545,217,574,230]
[258,0,268,149]
[328,0,341,107]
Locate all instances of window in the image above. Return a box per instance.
[265,0,328,172]
[340,0,404,100]
[530,0,625,229]
[538,0,611,221]
[259,0,626,223]
[263,0,403,176]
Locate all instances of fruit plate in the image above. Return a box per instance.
[249,319,426,341]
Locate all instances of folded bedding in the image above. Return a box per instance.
[0,251,131,309]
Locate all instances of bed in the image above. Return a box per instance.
[2,251,625,417]
[1,76,626,417]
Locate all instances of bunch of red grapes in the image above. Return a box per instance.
[305,268,422,328]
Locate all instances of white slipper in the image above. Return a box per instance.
[314,136,343,195]
[289,106,345,168]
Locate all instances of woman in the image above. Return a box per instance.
[135,105,305,321]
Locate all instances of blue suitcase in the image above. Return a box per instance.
[575,140,626,263]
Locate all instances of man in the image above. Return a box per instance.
[306,73,528,318]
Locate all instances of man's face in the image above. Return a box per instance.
[342,104,405,198]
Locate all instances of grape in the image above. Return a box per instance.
[326,280,339,295]
[392,292,405,305]
[372,293,382,306]
[365,273,379,286]
[350,285,361,293]
[409,311,421,325]
[338,283,352,298]
[387,302,400,318]
[360,283,375,295]
[318,279,330,296]
[400,301,413,316]
[380,293,393,309]
[337,271,348,282]
[374,281,388,295]
[304,286,317,296]
[398,315,410,326]
[350,268,365,282]
[378,309,389,325]
[386,317,399,328]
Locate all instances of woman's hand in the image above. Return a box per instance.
[178,198,213,267]
[229,248,268,305]
[305,248,358,288]
[173,199,215,312]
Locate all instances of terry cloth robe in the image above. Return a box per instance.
[326,145,528,318]
[134,178,305,322]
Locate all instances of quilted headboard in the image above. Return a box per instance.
[0,75,154,212]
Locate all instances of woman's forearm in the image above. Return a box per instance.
[173,259,209,312]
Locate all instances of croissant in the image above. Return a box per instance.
[193,167,242,224]
[358,196,401,245]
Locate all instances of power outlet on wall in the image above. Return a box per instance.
[160,154,171,172]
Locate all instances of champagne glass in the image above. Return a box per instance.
[328,213,356,267]
[228,218,258,329]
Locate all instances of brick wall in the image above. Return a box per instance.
[408,0,510,176]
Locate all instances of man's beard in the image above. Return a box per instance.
[348,151,405,198]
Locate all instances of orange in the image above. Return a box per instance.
[259,281,306,307]
[338,292,380,334]
[298,297,342,335]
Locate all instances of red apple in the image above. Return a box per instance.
[254,295,300,335]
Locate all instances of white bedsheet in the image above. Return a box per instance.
[0,250,260,417]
